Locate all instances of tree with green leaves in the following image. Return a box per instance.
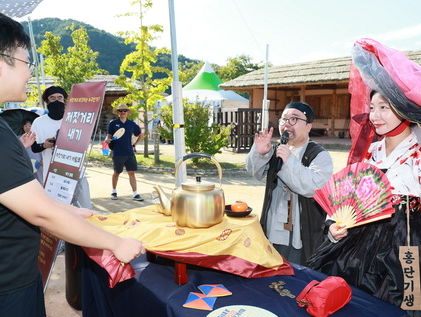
[113,0,171,158]
[179,61,203,86]
[20,84,46,107]
[158,100,231,161]
[38,24,104,93]
[216,55,262,82]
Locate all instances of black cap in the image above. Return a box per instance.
[353,45,421,123]
[42,86,68,103]
[284,101,314,123]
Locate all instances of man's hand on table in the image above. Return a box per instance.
[74,208,95,218]
[113,237,146,264]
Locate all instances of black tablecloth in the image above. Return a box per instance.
[81,251,407,317]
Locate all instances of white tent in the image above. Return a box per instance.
[0,0,44,18]
[1,0,45,104]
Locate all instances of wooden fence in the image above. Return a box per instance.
[216,108,261,152]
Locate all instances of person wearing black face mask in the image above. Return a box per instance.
[31,86,67,184]
[31,85,93,307]
[47,100,65,120]
[31,86,92,207]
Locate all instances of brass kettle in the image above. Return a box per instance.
[154,153,225,228]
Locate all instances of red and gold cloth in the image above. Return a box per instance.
[84,205,294,287]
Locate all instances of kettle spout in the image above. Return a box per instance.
[153,185,171,216]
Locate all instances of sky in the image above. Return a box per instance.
[15,0,421,67]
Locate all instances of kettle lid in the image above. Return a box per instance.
[181,176,215,191]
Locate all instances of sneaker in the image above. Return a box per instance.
[111,192,118,200]
[133,194,144,201]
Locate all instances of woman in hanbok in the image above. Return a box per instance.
[308,39,421,316]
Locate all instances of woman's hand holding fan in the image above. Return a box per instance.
[314,162,395,229]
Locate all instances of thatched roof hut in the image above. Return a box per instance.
[220,49,421,138]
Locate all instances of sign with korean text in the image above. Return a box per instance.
[44,81,106,203]
[39,81,106,289]
[38,230,61,289]
[399,246,421,310]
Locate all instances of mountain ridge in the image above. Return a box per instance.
[22,18,198,75]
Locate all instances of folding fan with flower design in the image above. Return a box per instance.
[314,162,395,229]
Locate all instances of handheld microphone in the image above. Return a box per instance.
[280,131,289,145]
[276,131,290,171]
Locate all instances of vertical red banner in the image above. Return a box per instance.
[39,81,106,289]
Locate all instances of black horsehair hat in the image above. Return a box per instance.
[284,101,315,123]
[41,86,68,103]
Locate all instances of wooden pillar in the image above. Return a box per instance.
[332,89,337,137]
[237,110,243,152]
[300,86,306,102]
[252,88,263,109]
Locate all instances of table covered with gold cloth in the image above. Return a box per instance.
[84,205,294,287]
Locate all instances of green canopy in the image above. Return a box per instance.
[183,62,222,91]
[166,62,248,104]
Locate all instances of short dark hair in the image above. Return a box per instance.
[0,13,31,64]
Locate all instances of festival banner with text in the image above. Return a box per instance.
[39,81,106,288]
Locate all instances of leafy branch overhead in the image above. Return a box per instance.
[113,0,171,157]
[216,55,263,82]
[38,24,105,92]
[113,24,171,116]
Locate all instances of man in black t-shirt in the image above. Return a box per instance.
[0,13,145,317]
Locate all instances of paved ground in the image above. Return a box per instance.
[44,141,350,316]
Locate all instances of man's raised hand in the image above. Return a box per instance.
[254,127,273,155]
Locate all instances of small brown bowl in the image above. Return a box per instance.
[225,204,253,217]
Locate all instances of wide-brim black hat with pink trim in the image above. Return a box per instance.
[347,39,421,164]
[352,38,421,124]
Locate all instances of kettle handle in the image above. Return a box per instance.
[175,153,222,187]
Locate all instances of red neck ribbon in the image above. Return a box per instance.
[383,120,411,137]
